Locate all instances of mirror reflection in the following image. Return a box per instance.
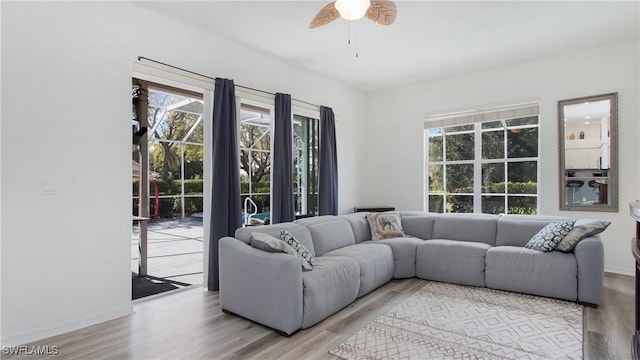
[558,93,618,212]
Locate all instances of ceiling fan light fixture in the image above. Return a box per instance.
[309,0,395,29]
[335,0,370,20]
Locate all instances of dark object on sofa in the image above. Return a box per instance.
[354,206,395,212]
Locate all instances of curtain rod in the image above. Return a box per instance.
[137,56,321,109]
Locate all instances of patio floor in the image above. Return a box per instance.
[132,218,204,287]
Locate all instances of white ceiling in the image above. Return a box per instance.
[137,1,639,92]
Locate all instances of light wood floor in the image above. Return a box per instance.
[6,272,634,360]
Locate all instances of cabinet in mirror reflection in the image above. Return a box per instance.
[558,93,617,212]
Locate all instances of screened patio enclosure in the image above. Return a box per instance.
[134,90,316,221]
[239,105,319,224]
[131,83,320,293]
[240,104,273,221]
[131,82,205,293]
[133,87,205,220]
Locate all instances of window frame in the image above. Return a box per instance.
[424,103,540,215]
[292,114,319,216]
[133,79,206,220]
[238,99,275,217]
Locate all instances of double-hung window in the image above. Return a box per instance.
[425,103,540,215]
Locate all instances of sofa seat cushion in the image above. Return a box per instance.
[324,244,394,298]
[485,246,577,301]
[360,237,424,278]
[416,240,491,287]
[301,256,360,328]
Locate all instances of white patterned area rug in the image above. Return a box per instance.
[329,282,583,360]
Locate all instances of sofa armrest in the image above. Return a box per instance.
[218,237,303,335]
[573,236,604,305]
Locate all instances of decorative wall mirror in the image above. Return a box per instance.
[558,92,618,212]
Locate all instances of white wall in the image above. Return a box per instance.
[0,2,365,345]
[363,40,640,274]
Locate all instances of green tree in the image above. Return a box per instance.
[427,121,538,214]
[150,111,203,181]
[239,123,271,184]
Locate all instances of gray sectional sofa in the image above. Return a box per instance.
[218,212,604,336]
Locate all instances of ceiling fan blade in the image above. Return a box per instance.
[366,0,397,26]
[309,2,341,29]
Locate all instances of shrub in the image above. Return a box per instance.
[133,178,204,219]
[446,181,538,214]
[153,179,203,195]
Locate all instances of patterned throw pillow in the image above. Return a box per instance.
[525,221,576,252]
[250,232,312,271]
[366,212,405,240]
[280,230,314,269]
[556,219,611,252]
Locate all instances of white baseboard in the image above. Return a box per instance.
[605,265,634,276]
[0,305,133,347]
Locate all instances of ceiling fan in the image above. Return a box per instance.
[309,0,397,29]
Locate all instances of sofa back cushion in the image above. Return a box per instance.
[432,213,499,245]
[496,214,573,247]
[235,223,316,257]
[295,216,356,256]
[339,212,371,243]
[400,212,437,239]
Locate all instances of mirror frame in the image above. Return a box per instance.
[558,92,618,212]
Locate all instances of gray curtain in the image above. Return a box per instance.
[319,106,338,215]
[208,78,242,291]
[272,93,295,223]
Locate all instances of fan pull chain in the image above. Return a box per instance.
[346,21,359,58]
[355,24,359,58]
